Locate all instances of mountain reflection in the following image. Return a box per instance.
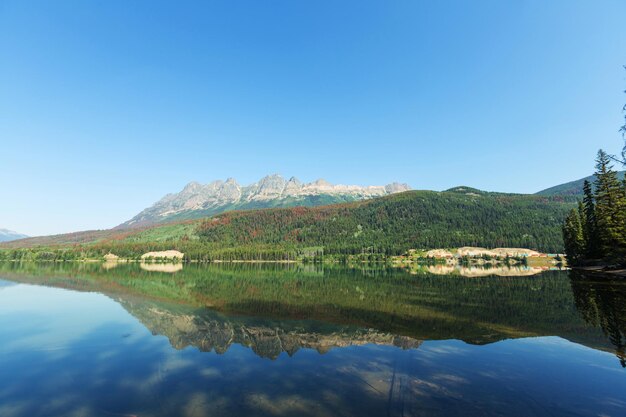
[122,297,421,359]
[0,262,624,364]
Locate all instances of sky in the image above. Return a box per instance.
[1,0,626,236]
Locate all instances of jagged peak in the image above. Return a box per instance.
[182,181,202,191]
[118,174,412,228]
[176,176,409,193]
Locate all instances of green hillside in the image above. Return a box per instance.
[0,189,576,261]
[536,171,626,196]
[143,194,362,225]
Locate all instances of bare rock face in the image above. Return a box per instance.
[247,174,288,200]
[118,174,410,228]
[283,176,303,195]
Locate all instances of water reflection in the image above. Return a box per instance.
[570,270,626,367]
[417,264,553,277]
[0,263,624,361]
[125,298,421,359]
[139,262,183,273]
[0,263,625,416]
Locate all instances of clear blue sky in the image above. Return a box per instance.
[1,1,626,236]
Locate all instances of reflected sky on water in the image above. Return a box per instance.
[0,263,625,417]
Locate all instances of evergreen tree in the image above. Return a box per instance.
[563,208,585,265]
[581,180,600,259]
[577,200,586,246]
[594,150,626,262]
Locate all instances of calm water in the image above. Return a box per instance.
[0,263,625,417]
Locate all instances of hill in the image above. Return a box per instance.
[117,174,410,228]
[0,189,576,259]
[536,171,626,196]
[0,229,28,243]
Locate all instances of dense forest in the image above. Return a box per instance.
[0,189,575,261]
[563,150,626,266]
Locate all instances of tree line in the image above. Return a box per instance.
[563,151,626,266]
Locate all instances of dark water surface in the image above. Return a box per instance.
[0,263,624,416]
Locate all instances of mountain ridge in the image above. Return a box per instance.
[2,172,593,249]
[118,174,410,229]
[0,229,28,243]
[1,188,575,255]
[536,170,626,196]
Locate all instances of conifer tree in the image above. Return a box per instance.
[563,208,585,265]
[594,150,626,262]
[581,180,600,259]
[577,199,586,239]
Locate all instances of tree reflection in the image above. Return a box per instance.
[570,270,626,367]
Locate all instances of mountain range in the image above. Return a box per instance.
[1,186,576,255]
[0,171,611,253]
[118,174,410,228]
[0,229,28,243]
[120,169,623,230]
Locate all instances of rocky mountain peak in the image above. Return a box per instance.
[257,174,286,187]
[117,174,411,228]
[284,176,303,195]
[182,181,202,193]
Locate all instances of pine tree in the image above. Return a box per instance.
[581,180,600,259]
[563,208,585,265]
[578,200,586,245]
[594,150,626,263]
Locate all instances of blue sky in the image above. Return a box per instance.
[1,0,626,236]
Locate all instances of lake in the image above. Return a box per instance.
[0,262,624,416]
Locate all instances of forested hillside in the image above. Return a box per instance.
[0,189,575,261]
[193,189,573,255]
[537,171,626,197]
